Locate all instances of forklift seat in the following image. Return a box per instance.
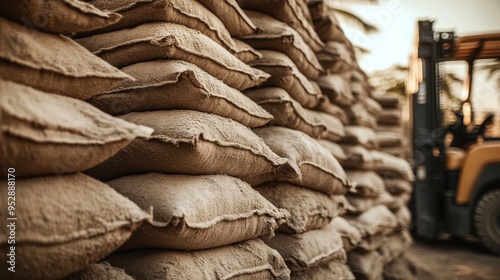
[445,147,466,170]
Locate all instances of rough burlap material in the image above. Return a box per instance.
[346,170,385,197]
[253,126,350,195]
[386,192,411,211]
[343,102,377,129]
[85,110,296,182]
[314,97,350,125]
[249,50,322,109]
[317,139,347,164]
[341,144,378,170]
[0,0,121,34]
[0,80,153,178]
[305,109,345,142]
[0,18,132,100]
[372,94,401,109]
[255,182,347,234]
[314,13,346,43]
[345,193,393,215]
[316,41,354,75]
[64,262,134,280]
[344,126,379,150]
[197,0,258,37]
[88,60,272,127]
[262,223,346,272]
[0,173,149,280]
[347,250,385,280]
[331,217,365,253]
[106,239,291,280]
[241,11,324,79]
[376,131,405,147]
[316,74,355,106]
[372,151,415,181]
[363,97,383,116]
[84,0,261,63]
[291,261,355,280]
[107,173,289,251]
[345,205,399,236]
[245,87,326,138]
[378,230,413,263]
[395,206,412,229]
[75,22,269,91]
[377,108,402,125]
[383,178,413,194]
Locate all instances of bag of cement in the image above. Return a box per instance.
[263,223,346,272]
[64,262,133,280]
[375,124,404,135]
[241,11,324,79]
[345,194,378,214]
[376,131,405,147]
[381,146,406,157]
[378,230,413,263]
[347,250,384,280]
[362,97,383,116]
[345,205,399,236]
[347,170,385,197]
[317,139,347,164]
[343,102,377,129]
[384,178,413,194]
[316,74,355,106]
[291,261,355,280]
[0,0,121,34]
[197,0,259,36]
[255,182,347,234]
[351,81,370,100]
[314,13,346,43]
[341,144,378,170]
[316,41,354,75]
[372,151,415,181]
[395,206,412,228]
[358,233,386,252]
[387,192,411,211]
[0,173,149,280]
[253,126,350,195]
[377,108,402,125]
[249,50,322,108]
[372,93,400,108]
[245,87,326,138]
[315,97,350,125]
[85,110,297,182]
[84,0,261,63]
[108,173,289,251]
[0,18,132,100]
[88,60,272,128]
[331,217,365,252]
[344,126,379,149]
[76,23,269,91]
[106,239,291,280]
[305,109,346,142]
[0,80,153,178]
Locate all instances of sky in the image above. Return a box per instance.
[339,0,500,73]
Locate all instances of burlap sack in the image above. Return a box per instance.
[381,146,406,157]
[0,18,132,100]
[316,41,354,75]
[314,13,347,43]
[0,0,121,34]
[106,239,291,280]
[75,23,269,91]
[255,182,347,234]
[317,139,347,164]
[372,151,415,181]
[85,110,296,182]
[378,230,413,263]
[378,108,402,125]
[262,223,346,272]
[108,173,289,251]
[291,261,355,280]
[249,50,322,108]
[331,217,365,252]
[344,126,379,149]
[383,178,413,194]
[341,144,378,170]
[376,131,405,147]
[363,97,383,116]
[375,124,404,134]
[347,170,385,197]
[85,0,261,63]
[350,81,370,100]
[0,80,153,178]
[245,87,326,137]
[395,206,412,229]
[197,0,258,36]
[253,126,350,195]
[314,92,350,125]
[305,109,345,142]
[387,192,411,211]
[347,250,385,280]
[64,262,134,280]
[345,205,399,236]
[88,60,272,128]
[0,173,149,280]
[241,11,324,79]
[316,74,355,106]
[343,102,377,129]
[308,0,328,21]
[358,233,386,252]
[372,93,401,108]
[345,194,378,214]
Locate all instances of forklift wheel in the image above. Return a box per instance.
[474,189,500,254]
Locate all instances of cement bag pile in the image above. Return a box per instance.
[73,0,293,278]
[0,3,154,277]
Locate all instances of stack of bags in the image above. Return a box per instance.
[0,1,155,279]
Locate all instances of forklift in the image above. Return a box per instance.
[406,20,500,254]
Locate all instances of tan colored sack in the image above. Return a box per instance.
[395,206,412,229]
[372,93,401,108]
[75,23,269,91]
[316,41,354,74]
[383,178,413,194]
[381,146,406,157]
[88,60,272,128]
[344,126,379,149]
[85,0,261,62]
[108,173,289,251]
[331,217,365,252]
[238,0,324,51]
[316,74,355,106]
[358,233,385,252]
[343,102,377,129]
[241,11,324,79]
[249,50,322,108]
[347,170,385,197]
[255,182,347,234]
[314,93,350,125]
[245,87,326,137]
[317,139,347,164]
[387,192,411,211]
[372,151,415,181]
[314,13,347,43]
[106,239,291,280]
[0,173,149,280]
[375,124,404,134]
[363,97,383,116]
[378,108,402,125]
[378,230,413,263]
[0,18,132,100]
[64,262,134,280]
[0,0,121,34]
[305,109,346,142]
[253,126,350,195]
[376,131,405,147]
[351,81,370,100]
[0,80,153,178]
[347,250,384,280]
[263,223,346,272]
[346,205,399,236]
[341,144,378,170]
[85,110,296,182]
[308,0,328,21]
[345,194,378,214]
[197,0,258,36]
[291,261,355,280]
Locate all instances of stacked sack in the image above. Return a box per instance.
[0,1,156,278]
[74,0,294,278]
